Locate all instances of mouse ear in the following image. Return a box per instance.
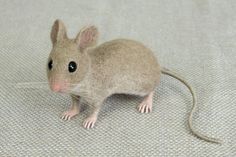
[75,26,98,51]
[50,19,68,45]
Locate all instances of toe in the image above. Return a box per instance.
[91,122,95,128]
[83,121,88,128]
[85,123,88,129]
[88,122,92,129]
[84,121,91,129]
[61,113,65,119]
[86,122,90,129]
[138,106,142,112]
[141,105,146,113]
[139,104,143,113]
[145,106,148,113]
[145,106,150,113]
[65,115,69,121]
[62,114,67,120]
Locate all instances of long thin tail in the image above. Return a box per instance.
[161,67,222,144]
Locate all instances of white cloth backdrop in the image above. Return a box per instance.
[0,0,235,156]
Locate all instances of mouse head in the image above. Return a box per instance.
[47,19,98,93]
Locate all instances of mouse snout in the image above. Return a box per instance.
[52,83,62,92]
[50,81,67,92]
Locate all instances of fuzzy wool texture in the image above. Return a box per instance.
[0,0,236,156]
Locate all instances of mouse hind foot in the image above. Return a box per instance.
[83,115,97,129]
[137,91,154,113]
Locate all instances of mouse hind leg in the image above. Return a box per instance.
[137,91,154,113]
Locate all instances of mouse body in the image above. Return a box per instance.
[76,38,161,102]
[47,20,221,144]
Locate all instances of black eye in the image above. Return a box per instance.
[68,61,77,73]
[48,60,53,70]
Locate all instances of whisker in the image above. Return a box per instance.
[12,81,107,102]
[13,82,49,89]
[15,82,48,85]
[13,82,78,89]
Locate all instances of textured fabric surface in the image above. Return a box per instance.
[0,0,236,156]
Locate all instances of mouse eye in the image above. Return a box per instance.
[68,61,77,73]
[48,59,53,70]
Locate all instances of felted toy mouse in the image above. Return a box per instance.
[47,19,221,144]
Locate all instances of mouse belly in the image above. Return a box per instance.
[112,67,161,96]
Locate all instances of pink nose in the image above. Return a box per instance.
[52,84,61,92]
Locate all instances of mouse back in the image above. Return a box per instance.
[87,39,161,95]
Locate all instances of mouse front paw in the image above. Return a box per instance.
[83,116,97,129]
[61,109,79,121]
